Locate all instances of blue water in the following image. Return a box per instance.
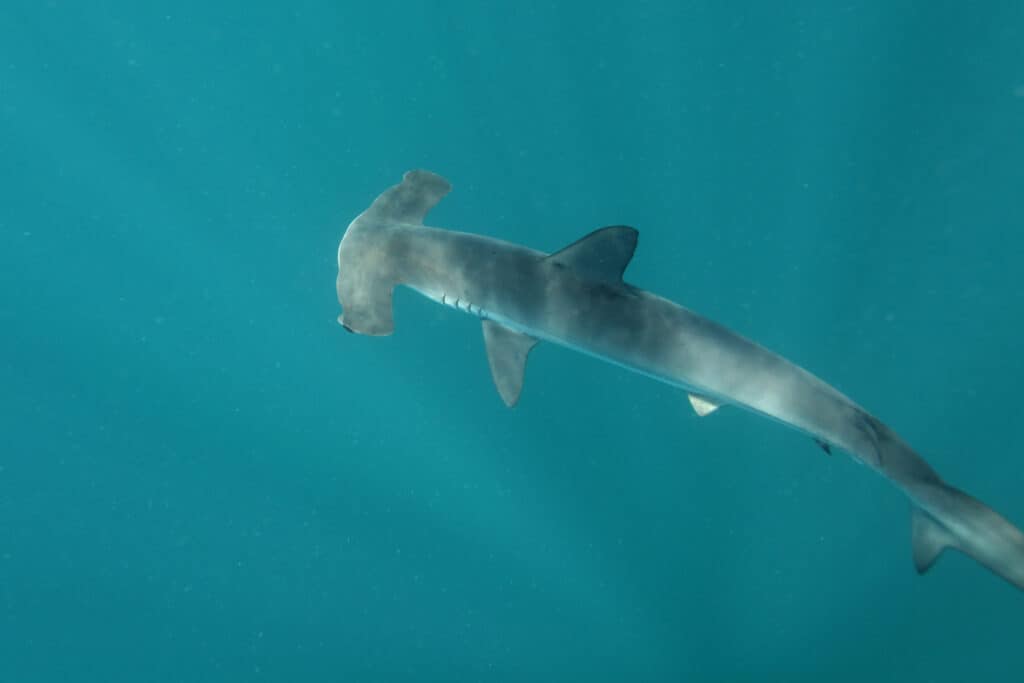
[3,2,1023,680]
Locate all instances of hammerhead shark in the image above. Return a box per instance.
[336,169,1024,592]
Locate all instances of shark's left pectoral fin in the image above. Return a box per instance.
[688,393,721,416]
[482,320,538,407]
[911,507,956,574]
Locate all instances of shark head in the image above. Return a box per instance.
[336,170,452,336]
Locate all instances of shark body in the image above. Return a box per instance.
[336,169,1024,592]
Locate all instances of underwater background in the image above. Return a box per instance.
[2,1,1023,681]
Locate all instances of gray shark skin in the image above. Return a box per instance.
[336,169,1024,592]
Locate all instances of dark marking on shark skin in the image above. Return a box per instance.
[335,170,1024,593]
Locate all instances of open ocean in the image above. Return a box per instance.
[2,2,1023,681]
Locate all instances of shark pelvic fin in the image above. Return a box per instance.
[688,393,721,416]
[546,225,638,284]
[911,507,955,574]
[482,320,538,407]
[364,169,451,225]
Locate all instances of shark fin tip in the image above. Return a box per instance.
[912,508,954,575]
[688,393,721,417]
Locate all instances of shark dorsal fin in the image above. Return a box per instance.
[546,226,638,284]
[911,507,955,574]
[482,320,538,407]
[364,169,452,225]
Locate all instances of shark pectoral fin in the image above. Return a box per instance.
[482,320,538,407]
[364,170,452,225]
[911,508,955,574]
[687,393,721,417]
[546,226,639,283]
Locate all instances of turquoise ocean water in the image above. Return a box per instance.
[3,2,1023,680]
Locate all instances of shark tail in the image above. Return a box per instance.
[909,484,1024,591]
[863,417,1024,590]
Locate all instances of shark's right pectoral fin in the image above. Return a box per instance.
[911,507,956,574]
[482,320,538,407]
